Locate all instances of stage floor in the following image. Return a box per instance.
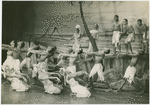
[1,82,149,104]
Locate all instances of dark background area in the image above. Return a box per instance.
[2,1,35,63]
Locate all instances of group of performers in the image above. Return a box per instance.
[1,15,148,97]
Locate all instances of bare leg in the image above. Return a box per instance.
[118,44,121,54]
[144,42,148,53]
[117,79,127,92]
[128,42,133,54]
[89,77,94,89]
[113,44,116,55]
[142,42,145,52]
[125,43,129,54]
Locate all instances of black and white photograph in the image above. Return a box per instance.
[1,0,149,104]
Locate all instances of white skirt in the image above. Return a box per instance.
[89,63,104,82]
[71,84,91,97]
[124,66,136,84]
[112,31,121,47]
[10,78,30,92]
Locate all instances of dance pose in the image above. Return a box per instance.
[2,40,17,78]
[88,24,99,52]
[85,48,110,89]
[112,15,121,55]
[69,25,81,51]
[2,41,26,73]
[29,46,62,94]
[121,18,135,54]
[110,50,144,92]
[65,70,91,97]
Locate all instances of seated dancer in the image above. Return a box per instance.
[111,15,121,55]
[29,46,62,94]
[110,49,144,92]
[20,41,47,73]
[2,40,17,79]
[2,41,26,73]
[85,48,110,89]
[1,61,30,92]
[136,19,149,53]
[88,24,99,52]
[69,25,81,51]
[64,69,91,97]
[121,18,135,54]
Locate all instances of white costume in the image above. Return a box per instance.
[9,72,30,92]
[66,66,76,73]
[11,59,21,73]
[33,61,61,94]
[89,63,104,82]
[66,76,91,97]
[112,31,121,47]
[123,66,136,84]
[125,33,134,44]
[2,56,14,71]
[88,30,99,52]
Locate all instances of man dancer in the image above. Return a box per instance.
[110,49,144,92]
[85,48,110,89]
[121,18,135,54]
[137,19,148,53]
[111,15,121,55]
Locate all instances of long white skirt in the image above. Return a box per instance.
[71,84,91,97]
[10,78,30,92]
[124,66,136,84]
[40,79,61,94]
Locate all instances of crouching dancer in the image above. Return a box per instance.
[1,66,30,92]
[110,49,144,92]
[65,69,91,97]
[29,46,62,94]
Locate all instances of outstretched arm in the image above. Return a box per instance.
[29,50,47,55]
[2,44,18,51]
[67,71,87,80]
[128,53,139,57]
[59,53,77,57]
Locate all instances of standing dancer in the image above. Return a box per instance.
[121,18,135,54]
[69,25,81,52]
[136,19,148,53]
[112,15,121,55]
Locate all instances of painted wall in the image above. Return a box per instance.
[23,1,149,34]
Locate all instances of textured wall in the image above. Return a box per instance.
[23,1,149,34]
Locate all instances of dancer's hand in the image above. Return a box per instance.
[56,77,61,83]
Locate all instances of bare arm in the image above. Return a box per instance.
[67,71,87,80]
[59,53,77,57]
[29,50,47,55]
[2,44,18,51]
[39,45,47,50]
[128,53,139,57]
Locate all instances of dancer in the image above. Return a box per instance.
[2,40,17,78]
[88,24,99,52]
[29,46,62,94]
[1,63,30,92]
[110,49,144,92]
[65,70,91,97]
[85,48,110,89]
[112,15,121,55]
[69,25,81,51]
[20,41,47,73]
[136,19,148,53]
[2,41,26,73]
[121,18,135,54]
